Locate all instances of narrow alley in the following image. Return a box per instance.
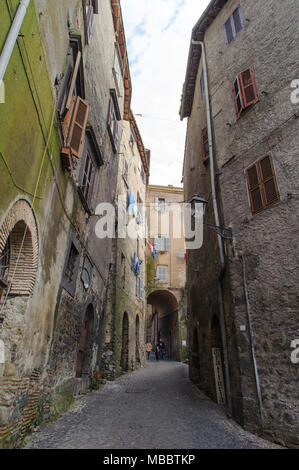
[25,361,280,450]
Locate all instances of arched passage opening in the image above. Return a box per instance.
[147,289,180,361]
[121,312,129,371]
[76,304,95,378]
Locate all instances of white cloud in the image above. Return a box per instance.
[120,0,210,187]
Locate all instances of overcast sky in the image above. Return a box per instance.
[120,0,210,187]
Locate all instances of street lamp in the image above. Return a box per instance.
[189,194,233,240]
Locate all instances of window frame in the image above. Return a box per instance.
[224,5,244,45]
[107,89,121,154]
[246,154,280,215]
[156,265,168,283]
[233,66,258,118]
[62,234,81,297]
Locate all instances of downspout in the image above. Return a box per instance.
[0,0,31,82]
[240,253,263,425]
[192,39,233,418]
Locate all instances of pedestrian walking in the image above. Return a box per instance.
[145,342,152,360]
[158,338,165,360]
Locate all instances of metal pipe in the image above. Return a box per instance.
[192,38,233,418]
[240,253,263,425]
[0,0,31,82]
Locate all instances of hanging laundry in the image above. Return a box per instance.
[152,247,158,260]
[128,190,135,215]
[132,252,142,275]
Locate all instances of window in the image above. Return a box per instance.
[156,266,168,283]
[136,277,144,299]
[62,236,81,296]
[107,89,121,154]
[224,6,243,45]
[113,45,124,96]
[64,244,79,284]
[246,155,280,215]
[154,236,170,252]
[0,238,9,301]
[81,256,93,290]
[155,197,167,212]
[59,39,89,161]
[233,67,258,118]
[201,127,209,163]
[78,127,103,211]
[84,0,98,44]
[121,253,126,281]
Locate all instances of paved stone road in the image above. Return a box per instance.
[25,361,281,449]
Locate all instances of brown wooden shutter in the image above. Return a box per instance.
[65,51,82,111]
[239,67,258,107]
[68,96,89,158]
[233,76,244,118]
[201,127,209,162]
[62,95,76,140]
[246,164,263,214]
[258,155,280,206]
[93,0,99,13]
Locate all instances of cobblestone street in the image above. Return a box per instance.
[25,361,281,449]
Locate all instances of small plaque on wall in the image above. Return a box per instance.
[212,347,226,405]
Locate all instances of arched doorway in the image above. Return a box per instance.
[135,314,140,366]
[146,290,179,360]
[121,312,129,371]
[76,304,94,378]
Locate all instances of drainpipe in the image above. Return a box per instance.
[0,0,31,82]
[240,253,263,425]
[191,39,233,418]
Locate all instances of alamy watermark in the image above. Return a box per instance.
[94,196,204,250]
[290,339,299,364]
[290,79,299,104]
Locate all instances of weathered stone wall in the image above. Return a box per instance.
[183,0,298,447]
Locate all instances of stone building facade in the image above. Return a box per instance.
[0,0,136,447]
[101,114,150,379]
[181,0,298,447]
[146,185,187,362]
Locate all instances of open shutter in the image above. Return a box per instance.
[65,51,82,111]
[233,76,244,118]
[62,95,76,140]
[246,164,263,214]
[68,96,89,158]
[259,155,280,206]
[233,7,243,34]
[201,127,209,162]
[239,67,258,108]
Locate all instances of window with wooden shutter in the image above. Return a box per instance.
[107,95,121,154]
[224,6,244,45]
[239,67,258,107]
[233,67,258,117]
[246,155,279,214]
[67,96,89,158]
[201,127,209,163]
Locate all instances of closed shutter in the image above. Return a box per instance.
[239,67,258,107]
[140,278,144,299]
[68,97,89,158]
[246,164,263,214]
[259,155,280,206]
[246,155,279,214]
[154,197,159,211]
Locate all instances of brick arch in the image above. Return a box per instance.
[0,199,38,296]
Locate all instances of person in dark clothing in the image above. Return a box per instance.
[155,343,159,361]
[158,338,165,360]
